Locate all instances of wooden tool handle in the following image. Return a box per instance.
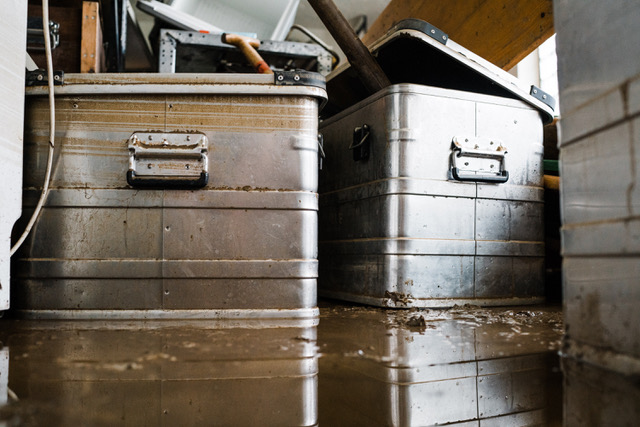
[222,33,273,74]
[307,0,390,93]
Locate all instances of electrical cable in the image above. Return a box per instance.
[10,0,56,256]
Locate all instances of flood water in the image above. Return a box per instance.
[0,301,564,426]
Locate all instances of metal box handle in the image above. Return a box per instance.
[450,136,509,183]
[349,124,370,162]
[127,132,209,189]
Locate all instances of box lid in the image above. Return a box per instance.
[324,19,555,124]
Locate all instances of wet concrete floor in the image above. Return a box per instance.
[0,300,564,426]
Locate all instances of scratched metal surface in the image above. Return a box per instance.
[14,74,326,318]
[318,84,545,308]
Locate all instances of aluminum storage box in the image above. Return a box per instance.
[158,29,333,75]
[318,20,555,308]
[15,72,326,319]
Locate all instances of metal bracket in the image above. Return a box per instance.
[530,85,556,111]
[424,22,448,45]
[26,69,64,86]
[388,18,448,45]
[274,70,326,89]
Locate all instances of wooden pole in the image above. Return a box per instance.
[307,0,390,94]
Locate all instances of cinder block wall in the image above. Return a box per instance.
[555,0,640,423]
[556,0,640,371]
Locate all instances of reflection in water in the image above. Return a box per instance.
[563,358,640,426]
[0,303,564,426]
[318,304,563,426]
[0,319,318,426]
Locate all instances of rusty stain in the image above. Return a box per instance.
[210,186,297,192]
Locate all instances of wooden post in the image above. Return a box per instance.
[363,0,554,71]
[81,1,104,73]
[307,0,390,94]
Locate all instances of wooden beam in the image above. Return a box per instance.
[80,1,104,73]
[362,0,554,70]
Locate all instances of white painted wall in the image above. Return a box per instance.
[0,0,28,310]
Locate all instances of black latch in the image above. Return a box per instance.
[26,69,64,86]
[350,124,371,162]
[274,70,326,90]
[530,85,556,111]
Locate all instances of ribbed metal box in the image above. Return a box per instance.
[318,20,555,308]
[15,72,326,319]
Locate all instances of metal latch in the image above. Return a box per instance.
[450,136,509,183]
[127,132,209,188]
[318,133,325,170]
[27,17,60,51]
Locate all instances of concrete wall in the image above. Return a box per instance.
[555,0,640,423]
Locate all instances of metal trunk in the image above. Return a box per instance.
[319,84,545,307]
[15,72,326,319]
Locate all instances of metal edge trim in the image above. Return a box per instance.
[319,239,544,256]
[25,76,327,102]
[319,239,477,256]
[25,188,319,210]
[161,28,328,55]
[318,291,545,308]
[319,177,544,205]
[319,83,546,129]
[16,259,319,279]
[13,307,320,320]
[3,317,320,330]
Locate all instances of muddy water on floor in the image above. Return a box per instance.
[0,302,563,426]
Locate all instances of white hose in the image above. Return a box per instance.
[10,0,56,256]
